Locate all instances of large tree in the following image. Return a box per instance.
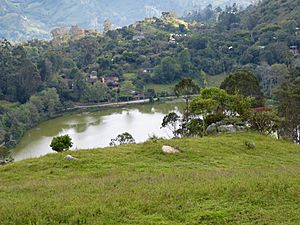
[174,78,200,122]
[220,71,264,107]
[276,76,300,143]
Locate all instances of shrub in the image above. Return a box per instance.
[50,135,73,152]
[249,110,281,134]
[0,147,14,165]
[110,132,135,146]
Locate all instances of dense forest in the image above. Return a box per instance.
[0,0,299,151]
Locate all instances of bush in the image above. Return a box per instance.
[110,132,135,146]
[50,135,73,152]
[0,147,14,165]
[249,110,281,134]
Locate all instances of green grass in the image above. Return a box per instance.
[1,133,300,224]
[145,83,176,94]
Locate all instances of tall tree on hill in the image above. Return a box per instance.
[153,57,180,84]
[220,71,264,107]
[276,76,300,143]
[174,78,200,122]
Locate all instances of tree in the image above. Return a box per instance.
[153,57,180,84]
[191,98,218,136]
[220,71,264,107]
[255,64,289,98]
[161,112,181,138]
[110,132,135,146]
[249,110,281,135]
[178,49,192,74]
[174,78,200,122]
[50,135,73,152]
[120,81,134,101]
[275,77,300,143]
[190,88,251,136]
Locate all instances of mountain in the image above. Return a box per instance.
[0,0,251,41]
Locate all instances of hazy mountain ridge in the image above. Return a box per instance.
[0,0,251,41]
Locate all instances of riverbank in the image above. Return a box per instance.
[1,133,300,224]
[3,96,180,154]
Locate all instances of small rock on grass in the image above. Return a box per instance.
[162,145,179,154]
[64,155,79,161]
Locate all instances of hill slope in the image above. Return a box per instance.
[0,0,251,41]
[1,133,300,224]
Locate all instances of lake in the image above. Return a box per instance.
[12,102,183,161]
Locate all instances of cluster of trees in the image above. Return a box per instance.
[0,88,61,149]
[1,0,300,157]
[163,74,298,143]
[0,40,41,103]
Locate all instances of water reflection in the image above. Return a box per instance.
[12,102,184,161]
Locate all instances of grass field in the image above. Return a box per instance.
[0,133,300,224]
[145,83,176,95]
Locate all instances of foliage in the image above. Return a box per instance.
[50,135,73,153]
[249,110,281,135]
[0,88,61,148]
[161,112,181,138]
[275,76,300,143]
[174,78,200,122]
[220,71,264,107]
[153,57,180,84]
[190,88,251,136]
[119,81,135,101]
[0,41,41,103]
[0,147,14,165]
[109,132,136,146]
[1,0,300,151]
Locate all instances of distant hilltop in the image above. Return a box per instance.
[0,0,251,42]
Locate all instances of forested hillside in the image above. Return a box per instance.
[0,0,251,41]
[0,0,299,152]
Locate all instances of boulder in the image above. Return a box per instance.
[206,123,218,134]
[162,145,179,154]
[64,155,79,161]
[218,125,237,133]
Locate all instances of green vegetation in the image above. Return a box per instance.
[50,135,73,152]
[1,0,300,150]
[0,133,300,224]
[109,132,136,146]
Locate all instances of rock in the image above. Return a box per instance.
[206,123,218,134]
[64,155,79,161]
[218,125,237,133]
[245,141,256,149]
[162,145,179,154]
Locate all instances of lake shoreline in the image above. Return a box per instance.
[11,100,184,161]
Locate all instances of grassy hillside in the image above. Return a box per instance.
[0,133,300,224]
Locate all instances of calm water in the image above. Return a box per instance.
[12,102,183,161]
